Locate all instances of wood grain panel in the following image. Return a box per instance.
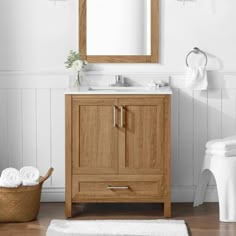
[118,98,165,175]
[79,0,87,59]
[150,0,159,63]
[65,95,72,217]
[72,97,118,174]
[163,96,171,217]
[72,175,164,202]
[76,174,163,182]
[87,56,149,63]
[66,95,170,216]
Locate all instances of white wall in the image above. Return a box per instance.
[0,0,77,72]
[1,0,236,202]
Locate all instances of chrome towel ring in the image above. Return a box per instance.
[186,47,208,67]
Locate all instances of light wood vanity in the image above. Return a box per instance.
[65,92,171,217]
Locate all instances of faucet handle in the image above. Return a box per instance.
[115,75,123,83]
[109,75,127,87]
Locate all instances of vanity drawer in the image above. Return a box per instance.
[72,175,164,202]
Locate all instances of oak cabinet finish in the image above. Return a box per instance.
[118,98,165,175]
[72,175,164,202]
[72,98,118,175]
[65,95,171,218]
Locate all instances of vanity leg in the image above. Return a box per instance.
[65,200,72,218]
[164,201,171,218]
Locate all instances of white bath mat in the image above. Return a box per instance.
[46,219,189,236]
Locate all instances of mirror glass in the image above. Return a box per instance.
[87,0,151,56]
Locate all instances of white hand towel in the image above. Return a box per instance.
[20,166,40,186]
[0,168,22,188]
[206,136,236,150]
[206,149,236,157]
[185,66,208,90]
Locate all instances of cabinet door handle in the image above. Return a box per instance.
[107,185,129,190]
[113,106,116,128]
[120,106,124,128]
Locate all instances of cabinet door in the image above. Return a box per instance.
[72,97,118,174]
[118,97,169,175]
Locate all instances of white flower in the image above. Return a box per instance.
[71,60,83,72]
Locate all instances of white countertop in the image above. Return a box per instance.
[64,86,172,95]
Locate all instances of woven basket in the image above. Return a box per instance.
[0,167,53,223]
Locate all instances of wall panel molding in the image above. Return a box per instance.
[0,71,235,202]
[1,70,236,89]
[1,69,236,76]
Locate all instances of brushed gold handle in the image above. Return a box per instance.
[113,106,116,128]
[107,185,129,190]
[120,106,124,128]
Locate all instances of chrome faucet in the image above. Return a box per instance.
[109,75,127,87]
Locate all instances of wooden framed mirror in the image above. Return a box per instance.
[79,0,159,63]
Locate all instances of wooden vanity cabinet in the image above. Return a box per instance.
[65,95,171,218]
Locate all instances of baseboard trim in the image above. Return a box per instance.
[41,188,65,202]
[171,186,218,202]
[41,186,219,203]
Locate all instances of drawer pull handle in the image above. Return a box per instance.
[113,106,117,128]
[107,185,129,190]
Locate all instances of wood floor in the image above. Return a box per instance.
[0,203,236,236]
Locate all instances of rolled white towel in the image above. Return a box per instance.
[206,136,236,150]
[22,180,39,186]
[206,149,236,157]
[0,168,22,188]
[20,166,40,186]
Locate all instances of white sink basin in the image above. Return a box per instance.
[88,86,152,91]
[65,86,172,95]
